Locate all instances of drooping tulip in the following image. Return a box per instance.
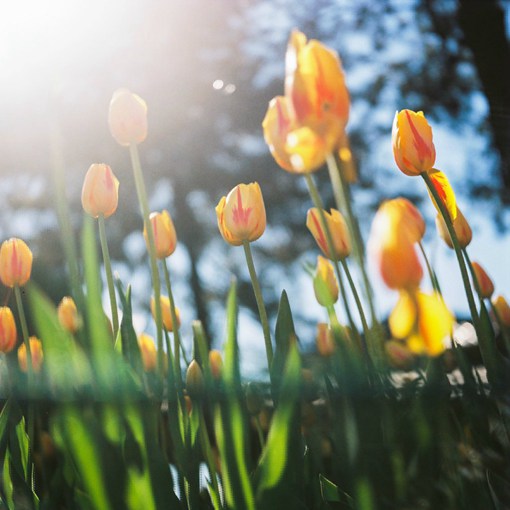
[471,262,494,299]
[0,238,33,288]
[435,208,472,249]
[306,208,351,260]
[392,110,436,176]
[0,307,17,353]
[57,297,81,334]
[143,210,177,259]
[81,164,119,219]
[18,337,44,373]
[313,256,339,307]
[216,183,266,246]
[108,89,148,146]
[150,295,180,332]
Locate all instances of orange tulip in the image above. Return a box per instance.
[471,262,494,299]
[108,88,148,146]
[144,210,177,259]
[151,295,180,332]
[492,295,510,327]
[435,208,472,249]
[18,336,44,373]
[209,350,223,380]
[389,290,454,357]
[378,198,425,243]
[216,183,266,246]
[313,255,338,307]
[426,169,457,221]
[81,164,119,219]
[0,238,33,288]
[57,296,81,334]
[138,333,157,372]
[0,307,17,353]
[392,110,436,176]
[316,323,335,357]
[306,208,351,260]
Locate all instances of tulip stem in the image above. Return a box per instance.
[242,240,274,371]
[129,144,165,381]
[98,214,119,339]
[418,241,442,295]
[304,174,358,340]
[162,260,182,381]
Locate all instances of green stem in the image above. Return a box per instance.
[461,248,482,298]
[162,260,182,382]
[198,409,222,507]
[326,153,377,324]
[98,214,119,339]
[242,240,274,371]
[129,144,164,380]
[418,241,442,295]
[304,174,359,340]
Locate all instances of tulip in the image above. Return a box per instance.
[426,170,457,221]
[492,295,510,327]
[18,337,44,373]
[0,238,33,288]
[313,256,339,307]
[143,210,177,259]
[471,262,494,299]
[150,295,180,332]
[316,323,335,357]
[435,208,472,249]
[57,297,81,334]
[216,183,266,246]
[138,333,157,372]
[392,110,436,176]
[389,290,454,357]
[0,307,17,353]
[378,198,426,243]
[108,88,148,146]
[209,350,223,380]
[186,359,204,399]
[81,164,119,219]
[306,208,351,260]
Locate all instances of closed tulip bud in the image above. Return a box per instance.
[81,164,119,219]
[186,359,204,399]
[0,307,17,353]
[306,208,351,260]
[57,297,81,334]
[143,210,177,259]
[18,337,44,373]
[150,296,180,332]
[208,350,223,380]
[385,198,426,243]
[316,323,335,357]
[216,183,266,246]
[0,238,33,288]
[108,88,148,146]
[313,256,338,307]
[492,295,510,327]
[392,110,436,176]
[138,333,157,372]
[435,208,472,249]
[471,262,494,299]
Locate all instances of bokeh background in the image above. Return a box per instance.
[1,0,509,377]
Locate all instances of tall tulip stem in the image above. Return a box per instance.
[98,214,119,339]
[418,241,442,295]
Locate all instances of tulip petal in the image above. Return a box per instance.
[427,170,457,221]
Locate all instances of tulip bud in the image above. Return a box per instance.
[208,350,223,380]
[143,210,177,259]
[492,295,510,327]
[18,337,44,373]
[108,88,148,146]
[0,307,17,353]
[0,238,33,288]
[384,198,426,243]
[316,323,335,357]
[313,256,338,307]
[392,109,436,176]
[150,296,180,332]
[216,183,266,246]
[138,333,157,372]
[186,359,204,400]
[306,208,351,260]
[57,297,81,334]
[435,208,472,250]
[471,262,494,299]
[81,164,119,219]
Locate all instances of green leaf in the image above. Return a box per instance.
[319,474,354,508]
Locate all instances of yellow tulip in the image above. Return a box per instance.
[435,208,472,249]
[471,262,494,299]
[306,208,351,260]
[209,350,223,380]
[150,295,180,332]
[138,333,157,372]
[18,336,44,373]
[0,238,33,288]
[144,210,177,259]
[108,88,148,146]
[216,183,266,246]
[426,169,457,221]
[392,110,436,176]
[492,295,510,327]
[389,290,454,357]
[313,256,339,307]
[186,359,204,399]
[0,307,17,353]
[81,163,119,219]
[57,297,81,334]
